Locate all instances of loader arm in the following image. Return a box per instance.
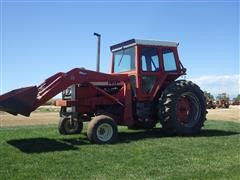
[0,68,128,116]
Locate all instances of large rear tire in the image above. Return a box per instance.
[58,117,83,135]
[87,115,118,144]
[158,80,206,135]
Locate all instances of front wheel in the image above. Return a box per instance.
[158,80,206,135]
[87,115,118,144]
[58,117,83,135]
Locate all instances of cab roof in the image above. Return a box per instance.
[110,39,179,52]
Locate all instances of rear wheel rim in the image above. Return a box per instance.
[176,92,201,127]
[176,97,190,123]
[96,123,113,142]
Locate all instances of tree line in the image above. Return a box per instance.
[204,92,240,102]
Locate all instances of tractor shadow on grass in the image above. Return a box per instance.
[7,137,92,154]
[194,129,240,137]
[117,128,240,143]
[6,137,84,154]
[6,129,239,153]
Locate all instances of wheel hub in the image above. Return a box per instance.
[176,96,191,123]
[65,119,78,132]
[96,123,113,142]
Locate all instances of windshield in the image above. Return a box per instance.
[113,47,135,73]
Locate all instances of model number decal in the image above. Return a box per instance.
[108,81,121,85]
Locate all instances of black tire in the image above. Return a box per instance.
[58,117,83,135]
[87,115,118,144]
[158,80,206,135]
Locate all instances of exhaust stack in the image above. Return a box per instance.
[94,32,101,72]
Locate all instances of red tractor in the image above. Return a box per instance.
[0,37,206,144]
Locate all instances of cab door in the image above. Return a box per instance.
[137,46,164,100]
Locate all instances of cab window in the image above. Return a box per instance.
[113,47,135,73]
[163,49,177,71]
[141,47,160,72]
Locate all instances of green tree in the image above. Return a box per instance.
[204,91,214,101]
[235,94,240,101]
[216,93,229,101]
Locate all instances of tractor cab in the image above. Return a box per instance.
[110,39,186,101]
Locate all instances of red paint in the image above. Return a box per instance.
[176,97,191,123]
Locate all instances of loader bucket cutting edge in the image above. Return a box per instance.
[0,86,38,116]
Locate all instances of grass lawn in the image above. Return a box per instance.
[0,120,239,180]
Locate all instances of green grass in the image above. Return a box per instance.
[0,120,239,180]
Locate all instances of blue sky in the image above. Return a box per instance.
[0,1,239,98]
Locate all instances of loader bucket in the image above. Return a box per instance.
[0,86,38,116]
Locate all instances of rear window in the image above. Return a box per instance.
[163,49,177,71]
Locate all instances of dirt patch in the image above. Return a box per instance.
[0,105,239,127]
[207,105,240,122]
[0,112,59,127]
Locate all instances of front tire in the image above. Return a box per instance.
[58,117,83,135]
[158,80,206,135]
[87,115,118,144]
